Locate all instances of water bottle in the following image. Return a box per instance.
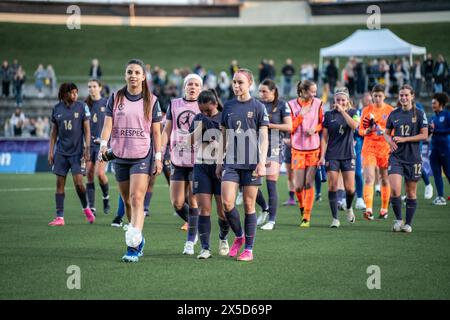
[102,148,116,162]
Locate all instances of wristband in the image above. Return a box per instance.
[100,140,107,148]
[154,152,162,161]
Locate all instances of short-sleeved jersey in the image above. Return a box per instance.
[386,107,428,164]
[262,99,291,154]
[430,110,450,154]
[88,97,108,145]
[106,91,162,123]
[189,112,222,134]
[221,97,269,170]
[51,101,90,156]
[323,108,358,160]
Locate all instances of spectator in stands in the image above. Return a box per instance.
[89,58,102,80]
[366,59,379,91]
[217,71,230,101]
[168,68,182,96]
[281,58,295,98]
[204,70,217,90]
[423,53,434,96]
[394,63,405,91]
[433,54,448,94]
[355,58,366,96]
[34,64,46,98]
[3,119,13,137]
[344,57,356,97]
[411,58,424,97]
[230,59,239,77]
[23,117,37,137]
[300,63,314,82]
[145,63,153,91]
[10,59,20,96]
[13,65,26,107]
[46,65,57,95]
[267,59,276,80]
[1,60,12,98]
[10,107,25,136]
[258,59,270,83]
[325,59,338,93]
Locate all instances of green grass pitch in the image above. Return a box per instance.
[0,173,449,299]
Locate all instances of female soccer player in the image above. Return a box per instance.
[256,79,292,230]
[85,79,110,215]
[288,80,323,227]
[48,83,95,226]
[429,92,450,205]
[319,87,359,228]
[99,59,162,262]
[384,84,428,233]
[161,74,202,255]
[189,89,230,259]
[359,84,393,220]
[216,68,269,261]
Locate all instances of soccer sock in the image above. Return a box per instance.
[99,182,109,199]
[144,192,152,212]
[346,191,355,210]
[86,182,95,209]
[55,193,65,217]
[187,208,199,243]
[337,189,346,202]
[244,213,257,251]
[296,190,305,208]
[432,162,444,197]
[256,188,269,211]
[117,196,125,219]
[225,207,243,237]
[405,198,417,226]
[198,215,211,250]
[328,191,338,219]
[76,187,89,209]
[390,196,403,221]
[218,218,230,240]
[267,180,278,222]
[289,191,295,201]
[363,184,374,212]
[175,203,189,222]
[381,185,391,210]
[303,187,315,221]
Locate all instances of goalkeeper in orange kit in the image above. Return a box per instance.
[358,84,394,220]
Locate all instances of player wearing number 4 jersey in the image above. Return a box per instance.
[384,85,428,233]
[358,84,394,221]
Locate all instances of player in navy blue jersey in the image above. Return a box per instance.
[384,84,428,233]
[216,68,269,262]
[48,83,95,226]
[188,89,230,259]
[319,87,360,228]
[256,79,292,230]
[99,59,163,262]
[85,79,110,216]
[429,92,450,205]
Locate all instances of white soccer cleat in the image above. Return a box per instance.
[355,198,366,210]
[432,197,447,206]
[183,241,195,255]
[256,211,269,226]
[197,249,212,259]
[235,191,243,205]
[424,184,433,200]
[218,240,229,256]
[346,207,356,224]
[392,220,403,232]
[401,224,412,233]
[260,221,275,230]
[330,219,341,228]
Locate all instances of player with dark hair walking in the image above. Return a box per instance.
[48,83,95,226]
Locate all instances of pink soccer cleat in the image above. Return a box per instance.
[237,249,253,262]
[282,199,296,206]
[83,208,95,224]
[48,217,65,226]
[228,236,245,258]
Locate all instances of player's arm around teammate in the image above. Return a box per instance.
[384,85,428,233]
[216,69,269,262]
[99,59,162,262]
[319,87,359,228]
[47,83,95,226]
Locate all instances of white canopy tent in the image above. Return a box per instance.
[319,28,427,71]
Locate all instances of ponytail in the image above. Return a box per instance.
[260,79,279,113]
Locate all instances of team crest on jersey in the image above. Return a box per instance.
[74,112,79,118]
[247,112,254,118]
[101,106,106,112]
[118,104,124,111]
[382,114,388,120]
[176,110,196,133]
[440,116,445,122]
